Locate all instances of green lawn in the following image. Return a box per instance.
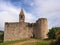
[0,39,50,45]
[0,39,30,45]
[23,42,49,45]
[23,40,50,45]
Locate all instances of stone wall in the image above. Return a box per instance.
[4,22,33,41]
[4,22,19,41]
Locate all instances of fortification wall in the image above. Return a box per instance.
[4,22,19,41]
[4,18,48,41]
[4,22,33,41]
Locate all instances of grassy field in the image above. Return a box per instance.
[22,40,50,45]
[22,42,49,45]
[0,39,30,45]
[0,39,50,45]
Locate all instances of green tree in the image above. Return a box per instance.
[47,27,60,39]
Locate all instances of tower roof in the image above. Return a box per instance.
[20,9,24,15]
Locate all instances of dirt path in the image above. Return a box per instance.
[11,39,38,45]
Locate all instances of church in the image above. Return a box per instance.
[4,9,48,41]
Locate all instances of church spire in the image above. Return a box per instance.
[20,9,24,16]
[19,9,25,22]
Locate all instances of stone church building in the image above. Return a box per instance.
[4,9,48,41]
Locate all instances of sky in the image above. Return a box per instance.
[0,0,60,31]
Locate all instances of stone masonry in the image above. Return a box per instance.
[4,9,48,41]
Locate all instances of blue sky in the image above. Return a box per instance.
[0,0,60,30]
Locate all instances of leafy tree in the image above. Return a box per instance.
[47,27,60,39]
[50,30,60,45]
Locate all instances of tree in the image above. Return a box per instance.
[50,30,60,45]
[47,27,60,39]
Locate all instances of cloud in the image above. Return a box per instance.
[0,1,19,30]
[30,0,60,28]
[0,1,35,30]
[24,11,36,23]
[0,0,60,30]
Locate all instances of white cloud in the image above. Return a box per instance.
[31,0,60,28]
[30,3,34,7]
[0,0,60,30]
[0,1,35,30]
[0,2,19,30]
[24,11,36,23]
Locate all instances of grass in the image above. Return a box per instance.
[22,41,49,45]
[22,39,50,45]
[0,38,30,45]
[0,38,50,45]
[36,41,49,45]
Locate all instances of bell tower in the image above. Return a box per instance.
[19,9,25,22]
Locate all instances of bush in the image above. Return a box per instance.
[47,27,60,39]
